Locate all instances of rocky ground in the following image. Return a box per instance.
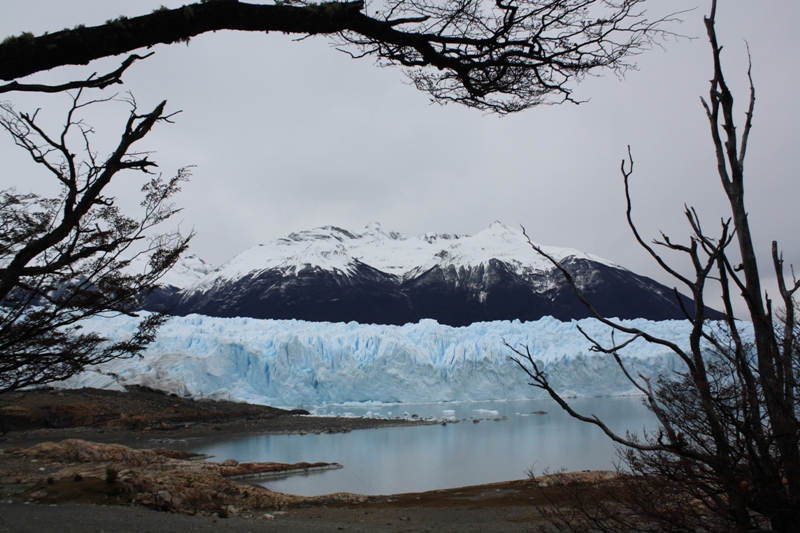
[0,387,434,448]
[0,387,616,532]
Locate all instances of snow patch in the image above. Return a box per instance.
[188,222,619,292]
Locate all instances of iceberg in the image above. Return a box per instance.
[55,314,739,408]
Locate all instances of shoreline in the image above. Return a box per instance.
[0,436,617,532]
[0,387,624,531]
[0,387,436,448]
[0,413,438,449]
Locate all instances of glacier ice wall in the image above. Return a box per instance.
[56,314,734,407]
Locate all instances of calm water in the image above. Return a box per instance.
[175,397,655,496]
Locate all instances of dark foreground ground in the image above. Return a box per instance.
[0,387,613,532]
[0,479,555,533]
[0,474,616,533]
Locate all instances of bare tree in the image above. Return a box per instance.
[509,1,800,531]
[0,0,677,114]
[0,91,192,392]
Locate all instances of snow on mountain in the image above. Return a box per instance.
[154,222,711,326]
[126,253,214,290]
[55,313,734,408]
[127,252,215,311]
[157,253,214,290]
[191,221,615,288]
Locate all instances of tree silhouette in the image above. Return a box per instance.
[0,0,675,114]
[510,2,800,530]
[0,92,191,392]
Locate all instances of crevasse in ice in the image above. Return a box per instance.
[56,314,744,408]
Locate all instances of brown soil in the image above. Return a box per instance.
[0,386,434,448]
[0,474,615,533]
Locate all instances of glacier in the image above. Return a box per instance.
[55,314,741,408]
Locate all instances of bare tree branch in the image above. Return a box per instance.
[514,2,800,530]
[0,94,192,392]
[0,0,680,112]
[0,54,153,95]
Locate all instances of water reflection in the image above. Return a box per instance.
[176,397,655,496]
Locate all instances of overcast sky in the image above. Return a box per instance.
[2,1,799,315]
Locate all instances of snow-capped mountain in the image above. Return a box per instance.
[157,253,215,289]
[150,222,721,325]
[140,253,214,310]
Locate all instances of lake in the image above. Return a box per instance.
[175,396,656,496]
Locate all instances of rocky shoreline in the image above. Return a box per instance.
[0,386,436,448]
[0,439,364,515]
[0,387,618,531]
[0,436,617,532]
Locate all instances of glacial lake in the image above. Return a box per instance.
[174,396,656,496]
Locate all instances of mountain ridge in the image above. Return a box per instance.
[146,222,723,325]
